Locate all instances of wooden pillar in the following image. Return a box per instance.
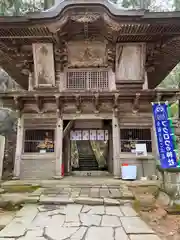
[112,110,121,178]
[54,112,63,178]
[13,114,24,179]
[28,72,33,91]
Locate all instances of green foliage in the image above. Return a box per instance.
[0,0,54,16]
[121,0,152,8]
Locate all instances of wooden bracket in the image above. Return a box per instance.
[113,93,119,109]
[13,96,24,114]
[156,92,162,102]
[93,93,100,114]
[113,107,119,118]
[35,95,43,113]
[132,93,141,113]
[75,94,81,114]
[55,95,63,118]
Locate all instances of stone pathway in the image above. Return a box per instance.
[0,204,161,240]
[0,185,134,206]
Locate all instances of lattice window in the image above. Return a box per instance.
[24,130,54,153]
[66,69,109,90]
[66,71,87,89]
[120,128,152,153]
[88,71,109,89]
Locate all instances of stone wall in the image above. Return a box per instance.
[20,154,55,179]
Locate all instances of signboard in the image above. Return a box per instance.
[90,130,97,140]
[152,103,177,168]
[135,144,147,157]
[70,130,108,141]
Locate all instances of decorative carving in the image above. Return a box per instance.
[35,95,43,113]
[103,13,122,32]
[67,41,107,67]
[48,15,69,33]
[71,13,100,23]
[113,93,119,109]
[132,93,141,113]
[93,93,100,114]
[75,95,81,114]
[55,95,63,117]
[107,43,116,70]
[13,96,24,113]
[54,43,68,70]
[33,43,55,86]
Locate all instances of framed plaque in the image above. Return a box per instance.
[90,130,97,140]
[97,130,104,141]
[82,130,89,140]
[105,130,109,140]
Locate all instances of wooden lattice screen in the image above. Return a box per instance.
[66,69,109,90]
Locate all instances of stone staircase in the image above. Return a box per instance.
[76,141,99,171]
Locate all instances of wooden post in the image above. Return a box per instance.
[13,113,24,179]
[54,111,63,178]
[112,109,121,178]
[0,136,5,180]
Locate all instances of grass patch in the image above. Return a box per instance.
[132,199,141,213]
[3,185,40,193]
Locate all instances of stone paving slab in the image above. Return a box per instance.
[0,212,16,230]
[120,206,138,216]
[120,217,154,234]
[129,235,161,240]
[0,203,160,240]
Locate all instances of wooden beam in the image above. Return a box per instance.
[75,94,81,114]
[34,95,43,113]
[132,93,141,113]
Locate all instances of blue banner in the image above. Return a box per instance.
[152,103,177,168]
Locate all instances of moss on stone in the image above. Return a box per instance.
[132,199,141,213]
[4,202,22,211]
[3,185,40,193]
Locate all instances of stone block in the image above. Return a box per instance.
[86,227,114,240]
[0,220,26,238]
[115,227,129,240]
[70,227,87,240]
[129,235,161,240]
[101,215,121,227]
[40,196,74,205]
[104,198,120,206]
[109,188,121,199]
[120,206,138,216]
[65,204,82,222]
[74,197,103,205]
[45,226,79,240]
[80,213,101,226]
[156,191,170,207]
[89,188,99,198]
[0,212,16,230]
[81,205,105,215]
[24,196,39,203]
[105,206,123,216]
[120,217,154,234]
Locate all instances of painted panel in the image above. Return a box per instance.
[33,43,55,86]
[116,43,145,81]
[67,41,107,67]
